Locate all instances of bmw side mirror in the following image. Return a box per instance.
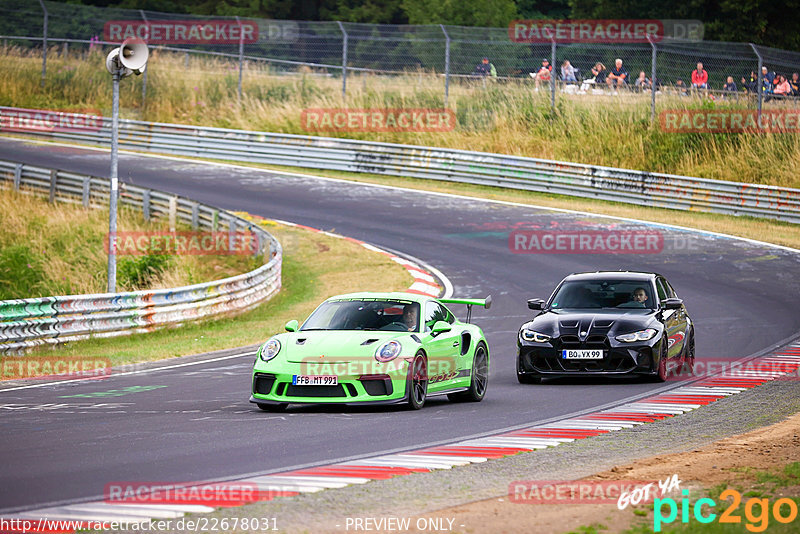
[662,298,683,310]
[285,319,299,332]
[431,321,452,335]
[527,298,545,310]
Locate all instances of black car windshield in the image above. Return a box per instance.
[302,300,421,332]
[550,280,655,310]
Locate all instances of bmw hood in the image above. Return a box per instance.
[521,309,659,339]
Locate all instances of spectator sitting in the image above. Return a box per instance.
[762,66,776,93]
[675,79,689,96]
[634,71,652,92]
[790,73,800,96]
[579,62,605,92]
[741,71,758,93]
[606,58,627,91]
[531,58,553,91]
[774,74,792,95]
[691,62,708,89]
[473,57,491,77]
[561,60,577,83]
[722,76,738,97]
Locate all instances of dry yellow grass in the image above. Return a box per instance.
[2,47,800,188]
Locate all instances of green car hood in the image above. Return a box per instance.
[278,330,412,363]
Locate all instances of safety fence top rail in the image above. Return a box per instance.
[1,107,797,223]
[0,157,283,353]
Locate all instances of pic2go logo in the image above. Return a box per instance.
[654,489,798,532]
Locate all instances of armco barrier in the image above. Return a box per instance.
[1,107,799,223]
[0,159,282,354]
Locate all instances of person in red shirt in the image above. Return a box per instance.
[531,58,553,91]
[691,62,708,89]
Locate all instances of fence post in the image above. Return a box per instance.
[49,169,57,203]
[142,189,151,221]
[37,0,47,87]
[337,21,348,99]
[82,177,90,207]
[13,163,22,191]
[440,24,451,108]
[750,43,763,121]
[648,34,657,123]
[169,196,177,231]
[191,202,199,230]
[184,52,189,68]
[550,37,556,113]
[236,16,244,101]
[139,10,149,107]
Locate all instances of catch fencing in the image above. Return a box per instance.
[2,107,798,224]
[0,158,282,354]
[2,1,800,114]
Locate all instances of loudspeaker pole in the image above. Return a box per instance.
[107,69,120,293]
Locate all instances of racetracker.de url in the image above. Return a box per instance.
[0,517,277,532]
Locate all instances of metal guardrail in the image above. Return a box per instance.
[2,106,799,223]
[0,158,282,354]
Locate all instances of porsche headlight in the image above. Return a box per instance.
[521,330,551,343]
[375,341,402,362]
[615,328,658,343]
[260,338,281,361]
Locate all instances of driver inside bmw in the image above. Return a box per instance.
[631,287,648,306]
[402,305,419,331]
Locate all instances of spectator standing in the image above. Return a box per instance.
[762,66,776,93]
[561,60,577,82]
[691,62,708,89]
[606,58,627,92]
[634,71,651,92]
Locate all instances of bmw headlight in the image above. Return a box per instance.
[260,338,281,361]
[521,330,551,343]
[615,328,658,343]
[375,340,402,362]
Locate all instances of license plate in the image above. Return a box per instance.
[562,349,604,360]
[292,375,338,386]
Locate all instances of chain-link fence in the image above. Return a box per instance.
[2,0,800,116]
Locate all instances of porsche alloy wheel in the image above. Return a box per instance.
[407,352,428,410]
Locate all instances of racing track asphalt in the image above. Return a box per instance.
[1,137,799,513]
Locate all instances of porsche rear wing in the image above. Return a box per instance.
[440,295,491,323]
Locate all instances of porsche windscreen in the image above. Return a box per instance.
[550,280,655,310]
[301,300,421,332]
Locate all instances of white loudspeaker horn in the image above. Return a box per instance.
[118,38,149,75]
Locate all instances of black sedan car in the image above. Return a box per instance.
[517,271,694,383]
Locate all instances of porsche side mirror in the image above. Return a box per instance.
[527,298,545,310]
[431,321,452,335]
[662,298,683,310]
[285,319,299,332]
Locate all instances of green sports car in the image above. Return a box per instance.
[250,292,491,410]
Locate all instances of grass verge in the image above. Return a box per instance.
[0,187,260,298]
[11,222,412,368]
